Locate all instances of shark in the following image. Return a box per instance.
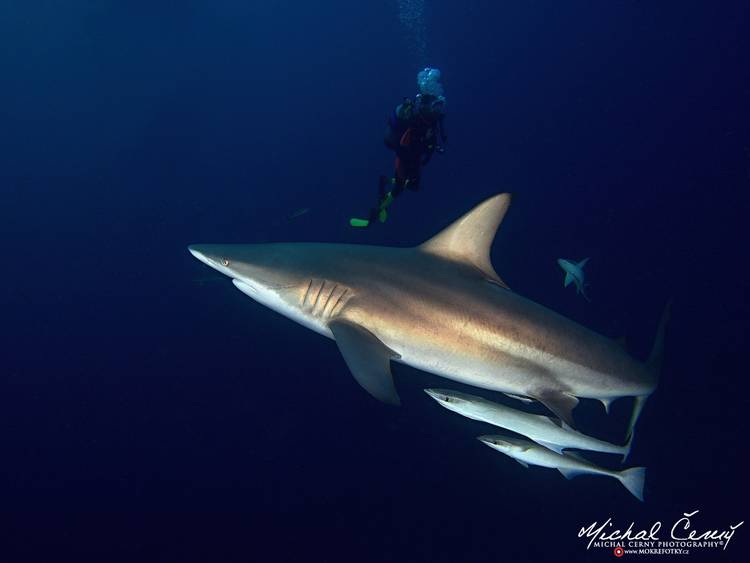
[558,257,590,300]
[478,435,646,502]
[188,194,668,437]
[424,388,631,460]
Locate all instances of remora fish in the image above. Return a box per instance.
[558,257,590,300]
[188,194,668,437]
[478,435,646,502]
[425,389,631,460]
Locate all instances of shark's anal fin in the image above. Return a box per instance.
[558,467,586,480]
[329,320,401,406]
[534,390,579,429]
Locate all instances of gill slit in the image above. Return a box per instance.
[320,283,337,316]
[311,280,324,312]
[302,279,313,307]
[330,287,349,318]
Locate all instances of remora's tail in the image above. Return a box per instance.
[625,299,673,441]
[616,466,646,502]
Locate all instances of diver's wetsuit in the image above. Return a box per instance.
[383,95,446,196]
[353,94,446,227]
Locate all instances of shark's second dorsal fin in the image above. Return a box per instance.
[418,193,512,288]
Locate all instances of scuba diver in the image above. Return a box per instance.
[350,67,447,228]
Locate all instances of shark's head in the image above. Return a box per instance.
[189,243,307,289]
[424,388,477,412]
[188,243,340,335]
[557,258,573,272]
[477,435,529,455]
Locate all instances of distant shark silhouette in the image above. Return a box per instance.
[558,257,590,301]
[189,194,668,438]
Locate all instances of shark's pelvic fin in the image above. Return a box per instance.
[418,193,511,288]
[534,389,579,429]
[329,319,401,406]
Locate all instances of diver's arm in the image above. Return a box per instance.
[421,146,435,165]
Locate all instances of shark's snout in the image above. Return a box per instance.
[188,245,212,267]
[424,389,446,402]
[477,435,511,448]
[188,244,236,277]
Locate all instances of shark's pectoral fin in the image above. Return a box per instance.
[534,390,579,429]
[329,320,401,406]
[564,272,574,287]
[514,459,529,469]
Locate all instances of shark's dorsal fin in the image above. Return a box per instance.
[419,193,511,288]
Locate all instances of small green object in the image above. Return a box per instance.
[349,217,370,228]
[376,190,394,223]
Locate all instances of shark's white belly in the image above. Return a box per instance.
[388,335,643,400]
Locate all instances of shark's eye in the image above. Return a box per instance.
[221,258,230,266]
[444,397,452,403]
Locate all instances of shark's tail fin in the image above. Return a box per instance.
[621,430,635,463]
[580,283,592,302]
[646,298,673,373]
[616,466,646,502]
[625,299,673,441]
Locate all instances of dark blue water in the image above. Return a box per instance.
[2,2,748,561]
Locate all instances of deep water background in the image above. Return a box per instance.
[1,2,749,562]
